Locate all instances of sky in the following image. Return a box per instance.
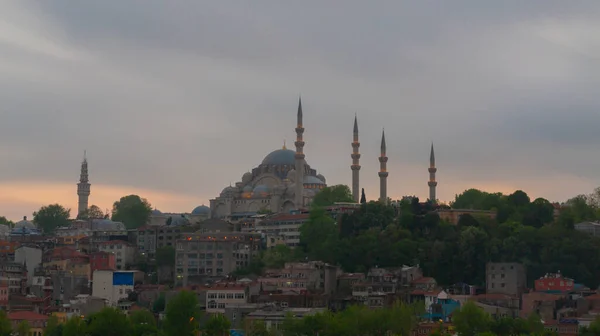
[1,1,600,221]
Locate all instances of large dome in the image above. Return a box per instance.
[262,149,296,166]
[14,217,35,230]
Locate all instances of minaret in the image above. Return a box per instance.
[77,151,91,215]
[428,143,438,203]
[378,129,388,204]
[294,98,305,209]
[351,115,361,202]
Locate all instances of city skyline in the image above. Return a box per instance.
[2,1,600,220]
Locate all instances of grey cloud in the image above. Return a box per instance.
[1,1,600,204]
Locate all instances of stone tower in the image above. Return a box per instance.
[294,98,305,209]
[77,151,91,215]
[351,115,361,203]
[378,129,388,204]
[428,143,438,203]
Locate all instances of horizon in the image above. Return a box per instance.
[2,1,600,220]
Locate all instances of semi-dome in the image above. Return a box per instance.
[192,205,210,215]
[242,172,253,183]
[316,174,326,183]
[304,175,326,185]
[261,149,296,166]
[253,185,270,195]
[14,216,35,230]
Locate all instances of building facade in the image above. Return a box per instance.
[485,262,526,297]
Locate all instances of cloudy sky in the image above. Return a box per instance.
[1,1,600,220]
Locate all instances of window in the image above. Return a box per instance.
[217,303,225,309]
[208,293,217,299]
[227,293,234,299]
[218,293,226,299]
[208,301,217,309]
[501,283,505,288]
[234,293,245,299]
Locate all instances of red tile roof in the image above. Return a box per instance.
[266,214,310,222]
[8,311,49,321]
[412,277,435,284]
[97,240,133,246]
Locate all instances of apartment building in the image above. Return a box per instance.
[136,225,188,259]
[260,261,338,295]
[206,282,250,314]
[247,214,309,248]
[486,262,526,297]
[175,220,261,287]
[97,241,136,270]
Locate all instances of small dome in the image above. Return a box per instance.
[304,175,326,185]
[220,186,235,196]
[192,205,210,215]
[14,216,35,230]
[242,172,253,183]
[152,209,162,215]
[253,185,270,195]
[316,174,326,183]
[262,149,296,166]
[242,185,253,193]
[91,218,123,230]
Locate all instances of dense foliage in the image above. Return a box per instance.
[77,205,105,220]
[111,194,153,229]
[32,204,71,233]
[293,186,600,288]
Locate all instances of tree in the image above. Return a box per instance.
[311,185,353,207]
[0,313,12,336]
[77,205,105,219]
[111,195,153,229]
[299,207,339,263]
[62,316,86,336]
[203,314,231,336]
[163,290,200,336]
[152,293,166,313]
[261,245,301,269]
[129,309,158,336]
[44,315,62,336]
[452,300,491,336]
[360,188,366,204]
[245,320,273,336]
[33,204,71,233]
[86,307,132,336]
[0,217,13,228]
[15,321,29,336]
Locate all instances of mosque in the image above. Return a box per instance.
[208,98,439,219]
[209,99,326,218]
[65,98,439,223]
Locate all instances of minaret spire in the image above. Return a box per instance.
[351,114,361,203]
[378,129,388,204]
[294,97,305,209]
[428,143,438,203]
[77,151,91,216]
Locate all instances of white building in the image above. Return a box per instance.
[14,246,42,286]
[92,270,136,306]
[575,221,600,237]
[206,282,250,314]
